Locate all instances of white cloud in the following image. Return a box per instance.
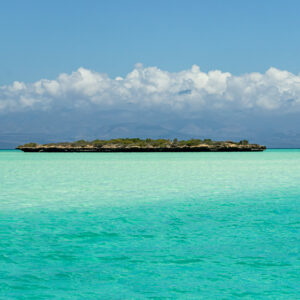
[1,65,300,112]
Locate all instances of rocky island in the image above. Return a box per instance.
[17,138,266,152]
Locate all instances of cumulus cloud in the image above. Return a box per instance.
[1,65,300,113]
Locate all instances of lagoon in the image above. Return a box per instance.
[0,150,299,298]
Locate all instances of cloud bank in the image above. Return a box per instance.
[1,65,300,148]
[1,64,300,113]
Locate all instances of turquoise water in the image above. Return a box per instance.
[0,150,300,299]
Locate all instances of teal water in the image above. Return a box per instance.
[0,150,299,299]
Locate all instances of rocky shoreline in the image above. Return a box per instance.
[17,143,266,152]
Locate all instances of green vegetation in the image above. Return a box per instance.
[19,138,252,148]
[17,138,266,152]
[22,142,38,147]
[239,140,249,145]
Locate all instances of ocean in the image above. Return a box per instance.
[0,150,299,299]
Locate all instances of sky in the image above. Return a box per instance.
[1,0,300,148]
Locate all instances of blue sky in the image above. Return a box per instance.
[1,0,300,148]
[1,0,300,84]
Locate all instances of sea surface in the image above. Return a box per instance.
[0,149,299,299]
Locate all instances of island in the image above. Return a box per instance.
[17,138,266,152]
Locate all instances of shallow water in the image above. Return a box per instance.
[0,150,299,299]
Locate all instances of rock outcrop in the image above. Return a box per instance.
[17,142,266,152]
